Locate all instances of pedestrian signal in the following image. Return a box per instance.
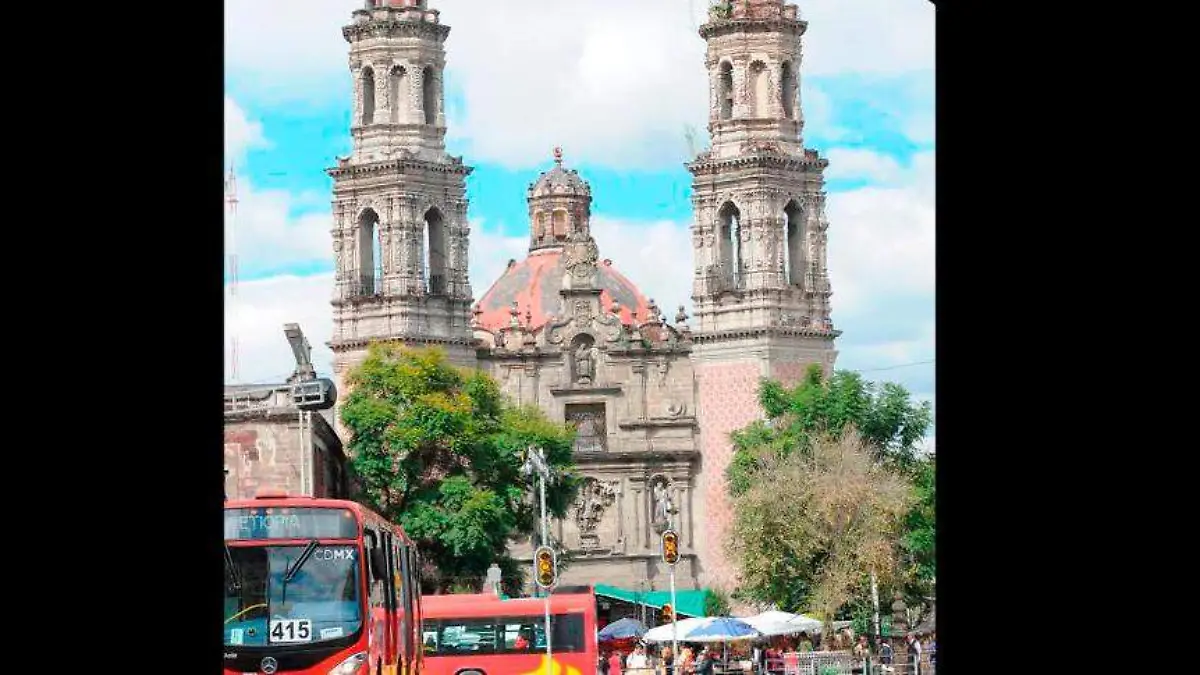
[660,604,674,623]
[661,529,680,565]
[534,546,557,589]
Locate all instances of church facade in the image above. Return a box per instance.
[326,0,839,596]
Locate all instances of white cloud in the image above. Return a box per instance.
[225,0,932,169]
[827,150,935,316]
[227,173,332,277]
[225,96,269,162]
[225,273,335,383]
[825,148,905,184]
[469,220,528,300]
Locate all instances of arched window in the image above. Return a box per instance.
[552,209,568,240]
[389,66,407,124]
[358,209,382,295]
[361,67,376,126]
[750,61,768,117]
[422,66,437,125]
[718,201,742,288]
[718,61,734,120]
[424,207,446,295]
[781,61,797,120]
[784,200,803,285]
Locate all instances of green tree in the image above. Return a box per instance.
[725,365,935,622]
[729,427,913,644]
[899,453,936,601]
[727,366,932,496]
[703,587,732,617]
[340,344,579,594]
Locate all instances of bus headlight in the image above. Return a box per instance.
[328,651,368,675]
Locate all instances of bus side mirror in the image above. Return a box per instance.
[370,547,387,581]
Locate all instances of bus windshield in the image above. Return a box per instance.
[224,544,362,647]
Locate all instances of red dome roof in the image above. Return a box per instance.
[474,248,653,333]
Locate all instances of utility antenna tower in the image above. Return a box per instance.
[225,165,240,383]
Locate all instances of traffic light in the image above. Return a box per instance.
[660,604,674,624]
[661,529,679,566]
[534,545,557,590]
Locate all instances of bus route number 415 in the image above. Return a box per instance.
[269,619,312,643]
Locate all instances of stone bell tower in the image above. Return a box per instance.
[327,0,476,431]
[688,0,840,591]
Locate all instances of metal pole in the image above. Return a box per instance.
[669,500,678,673]
[670,566,678,673]
[538,452,552,675]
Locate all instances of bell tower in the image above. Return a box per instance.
[328,0,476,411]
[688,0,840,591]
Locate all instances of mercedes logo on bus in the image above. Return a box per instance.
[260,656,278,674]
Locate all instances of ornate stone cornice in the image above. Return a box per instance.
[617,417,699,430]
[687,152,827,175]
[328,334,476,352]
[691,326,841,343]
[343,18,450,44]
[699,17,807,40]
[328,156,472,179]
[550,384,623,396]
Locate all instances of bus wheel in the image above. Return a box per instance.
[457,671,484,675]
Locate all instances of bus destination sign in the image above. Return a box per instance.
[224,507,358,541]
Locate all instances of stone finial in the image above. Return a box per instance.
[675,305,689,324]
[553,146,563,165]
[610,300,621,315]
[524,306,533,328]
[471,304,483,328]
[509,301,520,328]
[646,299,659,322]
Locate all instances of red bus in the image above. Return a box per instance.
[419,588,598,675]
[224,492,424,675]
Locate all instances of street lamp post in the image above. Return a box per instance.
[522,446,554,675]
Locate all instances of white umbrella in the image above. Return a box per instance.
[643,617,708,643]
[740,611,824,637]
[644,617,762,643]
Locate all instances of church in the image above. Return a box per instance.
[325,0,839,604]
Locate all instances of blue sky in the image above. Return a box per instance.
[224,0,935,448]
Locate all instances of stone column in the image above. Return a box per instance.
[375,63,389,125]
[890,592,909,669]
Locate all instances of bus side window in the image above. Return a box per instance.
[397,540,415,657]
[421,620,439,655]
[382,531,397,612]
[364,528,385,611]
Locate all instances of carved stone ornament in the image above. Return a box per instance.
[573,299,594,321]
[574,477,618,545]
[563,230,600,282]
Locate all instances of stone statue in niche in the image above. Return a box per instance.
[574,477,617,548]
[572,335,599,385]
[651,477,676,534]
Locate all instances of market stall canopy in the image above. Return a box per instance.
[740,610,823,636]
[643,617,709,643]
[599,617,647,642]
[644,617,762,643]
[594,583,709,618]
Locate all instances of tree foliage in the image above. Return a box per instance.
[727,365,932,496]
[729,427,913,641]
[704,587,732,617]
[340,344,579,593]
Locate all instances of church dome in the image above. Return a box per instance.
[474,248,653,334]
[528,147,591,199]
